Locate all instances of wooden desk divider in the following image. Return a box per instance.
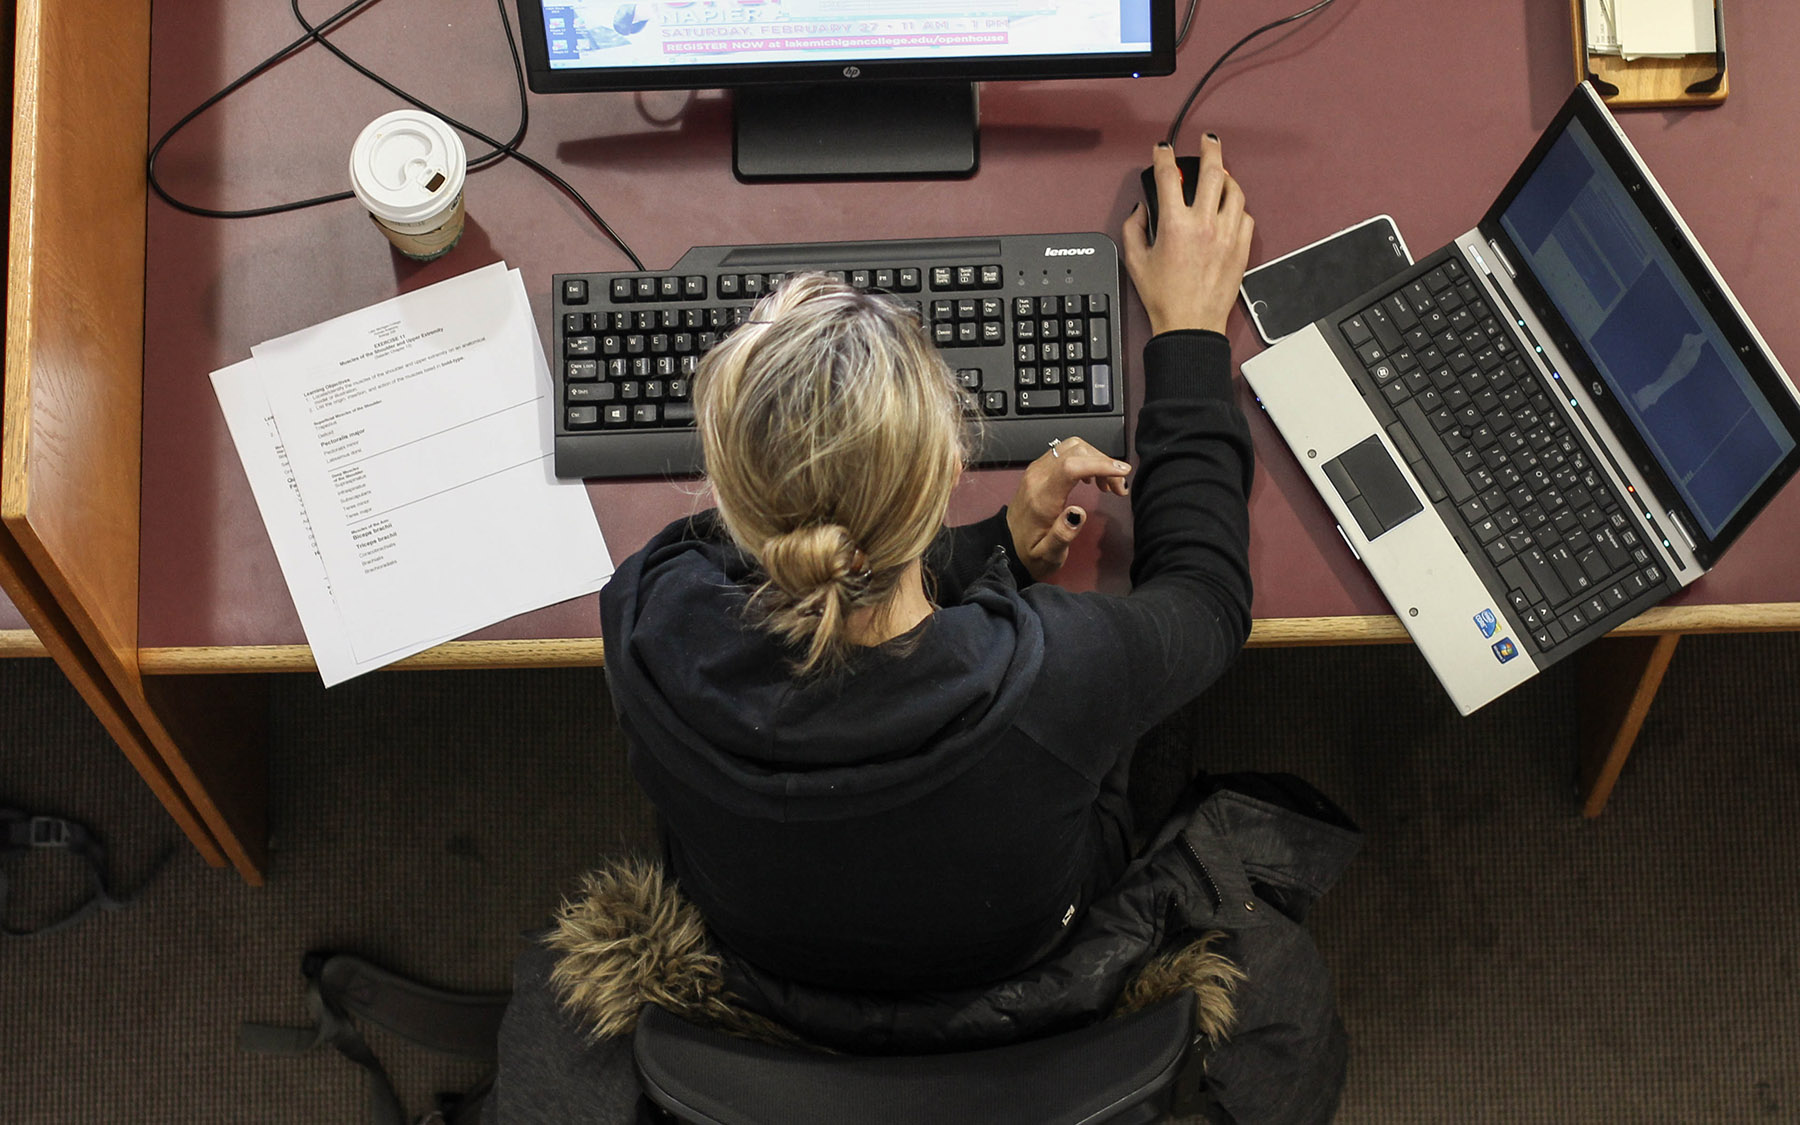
[1572,0,1729,108]
[5,0,268,882]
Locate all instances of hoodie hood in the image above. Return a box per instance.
[600,514,1045,823]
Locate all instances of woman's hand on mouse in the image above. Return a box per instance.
[1006,437,1131,578]
[1123,137,1254,337]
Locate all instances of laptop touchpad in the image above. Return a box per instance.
[1321,435,1424,540]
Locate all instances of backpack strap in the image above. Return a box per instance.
[241,951,511,1125]
[0,807,169,939]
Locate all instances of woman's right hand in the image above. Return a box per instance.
[1121,137,1254,337]
[1005,437,1131,579]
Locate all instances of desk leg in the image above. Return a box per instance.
[1576,632,1681,818]
[140,675,270,883]
[0,532,228,866]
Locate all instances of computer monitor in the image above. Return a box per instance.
[513,0,1175,180]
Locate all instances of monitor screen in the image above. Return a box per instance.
[517,0,1173,91]
[1497,116,1798,543]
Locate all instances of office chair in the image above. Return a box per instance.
[631,990,1213,1125]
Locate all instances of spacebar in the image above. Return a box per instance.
[1396,400,1474,503]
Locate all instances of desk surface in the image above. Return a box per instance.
[138,0,1800,662]
[0,589,25,633]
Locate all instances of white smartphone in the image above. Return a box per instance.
[1239,215,1412,345]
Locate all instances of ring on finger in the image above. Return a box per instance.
[1047,438,1062,458]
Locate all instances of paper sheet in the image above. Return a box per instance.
[1614,0,1715,60]
[214,263,613,683]
[1585,0,1621,54]
[211,359,462,684]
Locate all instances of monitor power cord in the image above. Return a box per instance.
[146,0,645,270]
[1166,0,1343,147]
[1176,0,1205,48]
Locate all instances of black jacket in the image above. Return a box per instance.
[598,330,1254,991]
[719,777,1361,1124]
[495,777,1361,1125]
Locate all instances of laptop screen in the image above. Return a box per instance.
[1497,117,1797,541]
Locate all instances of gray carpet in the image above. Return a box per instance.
[2,633,1796,1122]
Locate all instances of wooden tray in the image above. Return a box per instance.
[1571,0,1728,108]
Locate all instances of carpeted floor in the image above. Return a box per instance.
[2,632,1796,1122]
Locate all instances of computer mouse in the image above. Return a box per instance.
[1140,155,1202,244]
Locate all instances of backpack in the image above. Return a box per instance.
[242,950,511,1125]
[1,806,168,939]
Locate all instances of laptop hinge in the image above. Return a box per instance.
[1668,511,1698,554]
[1485,239,1518,278]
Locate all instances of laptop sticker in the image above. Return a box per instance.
[1474,608,1499,638]
[1491,638,1519,664]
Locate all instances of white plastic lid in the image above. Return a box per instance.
[348,109,468,225]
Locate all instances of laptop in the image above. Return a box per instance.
[1241,82,1800,715]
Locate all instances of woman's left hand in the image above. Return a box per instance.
[1006,437,1132,579]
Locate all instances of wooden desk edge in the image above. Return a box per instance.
[0,629,49,657]
[140,637,612,675]
[136,602,1800,674]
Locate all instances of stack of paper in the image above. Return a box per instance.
[212,262,614,685]
[1586,0,1716,60]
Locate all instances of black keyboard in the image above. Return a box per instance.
[1332,249,1676,658]
[550,234,1125,479]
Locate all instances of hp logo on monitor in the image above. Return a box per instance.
[843,66,862,78]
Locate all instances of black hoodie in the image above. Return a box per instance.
[600,329,1254,991]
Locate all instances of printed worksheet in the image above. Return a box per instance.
[211,359,462,685]
[250,263,612,664]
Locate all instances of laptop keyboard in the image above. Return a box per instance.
[1337,252,1672,655]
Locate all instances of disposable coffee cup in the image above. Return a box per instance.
[348,109,468,261]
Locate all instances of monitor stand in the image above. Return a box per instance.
[733,82,979,182]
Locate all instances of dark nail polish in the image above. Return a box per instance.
[1155,141,1172,149]
[1066,511,1083,527]
[1205,132,1219,142]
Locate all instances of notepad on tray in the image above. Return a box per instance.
[1587,0,1716,59]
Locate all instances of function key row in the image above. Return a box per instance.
[562,261,1010,307]
[820,268,921,292]
[563,276,711,305]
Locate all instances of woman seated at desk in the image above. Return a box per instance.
[603,139,1255,989]
[547,139,1358,1122]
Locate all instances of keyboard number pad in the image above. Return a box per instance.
[1011,294,1111,414]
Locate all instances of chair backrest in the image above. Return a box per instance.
[632,991,1199,1125]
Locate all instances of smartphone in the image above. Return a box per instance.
[1239,216,1412,344]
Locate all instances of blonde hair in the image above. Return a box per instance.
[696,273,969,676]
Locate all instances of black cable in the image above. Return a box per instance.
[285,0,643,270]
[1165,0,1342,147]
[146,0,643,270]
[286,0,530,171]
[1176,0,1204,49]
[146,0,378,219]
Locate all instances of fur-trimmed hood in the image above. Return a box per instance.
[547,854,1240,1055]
[521,780,1361,1125]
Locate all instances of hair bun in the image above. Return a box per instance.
[760,524,862,598]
